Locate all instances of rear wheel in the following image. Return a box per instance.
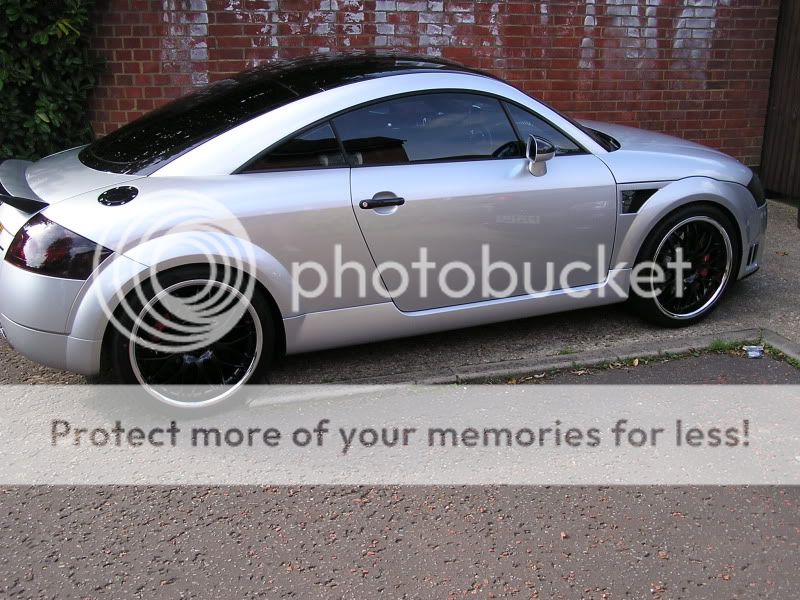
[109,266,273,411]
[630,205,739,327]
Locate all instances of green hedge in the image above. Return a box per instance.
[0,0,101,160]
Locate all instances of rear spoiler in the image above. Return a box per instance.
[0,159,49,214]
[0,193,48,214]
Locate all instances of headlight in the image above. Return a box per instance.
[5,214,112,280]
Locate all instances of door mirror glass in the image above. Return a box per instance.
[525,135,555,176]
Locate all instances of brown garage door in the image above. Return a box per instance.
[761,1,800,199]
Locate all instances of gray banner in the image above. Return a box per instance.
[0,385,796,484]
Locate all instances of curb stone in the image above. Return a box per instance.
[379,327,800,385]
[301,328,799,386]
[451,328,766,383]
[762,330,800,361]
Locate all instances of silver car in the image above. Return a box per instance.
[0,54,767,408]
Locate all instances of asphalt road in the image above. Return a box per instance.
[524,352,800,385]
[2,485,797,599]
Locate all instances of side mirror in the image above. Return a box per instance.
[525,135,556,176]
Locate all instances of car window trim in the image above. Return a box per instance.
[234,89,589,174]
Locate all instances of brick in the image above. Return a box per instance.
[86,0,780,164]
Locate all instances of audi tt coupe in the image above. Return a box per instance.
[0,54,767,408]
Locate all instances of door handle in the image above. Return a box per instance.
[359,197,405,210]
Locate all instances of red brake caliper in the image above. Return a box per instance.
[698,254,711,279]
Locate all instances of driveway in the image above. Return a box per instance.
[1,200,796,385]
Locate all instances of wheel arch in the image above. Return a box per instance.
[612,177,751,277]
[634,200,742,265]
[98,262,287,375]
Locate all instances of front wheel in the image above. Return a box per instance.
[630,205,739,327]
[108,266,274,411]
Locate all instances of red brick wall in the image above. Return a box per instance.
[89,0,779,166]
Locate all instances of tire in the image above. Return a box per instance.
[108,265,274,413]
[629,204,740,327]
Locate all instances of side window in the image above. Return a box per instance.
[504,103,583,155]
[333,93,522,166]
[241,122,346,173]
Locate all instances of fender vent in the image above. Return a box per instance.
[620,189,657,214]
[747,243,760,266]
[98,186,138,206]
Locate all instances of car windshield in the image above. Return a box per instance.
[578,124,621,152]
[559,114,620,152]
[530,97,620,152]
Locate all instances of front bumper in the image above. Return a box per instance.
[738,202,768,279]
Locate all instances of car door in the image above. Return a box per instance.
[234,121,386,315]
[334,92,618,313]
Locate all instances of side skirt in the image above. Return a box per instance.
[283,268,631,355]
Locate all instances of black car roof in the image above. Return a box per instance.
[233,53,491,94]
[80,53,491,176]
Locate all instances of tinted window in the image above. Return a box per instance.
[504,103,582,155]
[333,93,521,166]
[241,123,346,172]
[78,56,490,175]
[80,77,298,175]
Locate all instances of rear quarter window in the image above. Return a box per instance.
[80,76,298,174]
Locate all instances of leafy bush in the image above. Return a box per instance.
[0,0,101,160]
